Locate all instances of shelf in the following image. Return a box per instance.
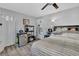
[28,31,34,32]
[24,25,34,36]
[25,25,34,27]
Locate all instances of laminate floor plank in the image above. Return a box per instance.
[0,40,38,56]
[7,46,20,56]
[0,44,32,56]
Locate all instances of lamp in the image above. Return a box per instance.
[51,19,55,22]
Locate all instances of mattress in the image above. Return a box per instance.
[31,34,79,56]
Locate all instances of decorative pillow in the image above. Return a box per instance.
[56,28,62,32]
[61,28,67,31]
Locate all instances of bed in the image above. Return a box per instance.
[31,25,79,56]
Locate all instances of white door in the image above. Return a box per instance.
[6,16,16,46]
[8,16,16,45]
[0,16,6,48]
[0,15,16,47]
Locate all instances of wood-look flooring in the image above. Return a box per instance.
[0,43,32,56]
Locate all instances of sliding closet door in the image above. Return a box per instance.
[6,16,16,46]
[8,16,16,45]
[0,16,7,47]
[0,15,16,47]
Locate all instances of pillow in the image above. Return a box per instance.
[61,28,67,31]
[55,28,67,33]
[56,28,62,32]
[50,33,55,37]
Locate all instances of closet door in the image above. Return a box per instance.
[0,15,16,47]
[8,16,16,45]
[0,16,6,48]
[6,16,16,46]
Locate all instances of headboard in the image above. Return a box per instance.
[54,25,79,31]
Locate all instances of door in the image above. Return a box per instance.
[0,16,6,48]
[6,16,16,46]
[0,15,16,47]
[8,16,16,45]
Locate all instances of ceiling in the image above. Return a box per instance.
[0,3,79,18]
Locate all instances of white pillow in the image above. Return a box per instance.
[50,34,55,37]
[56,28,62,32]
[61,28,67,31]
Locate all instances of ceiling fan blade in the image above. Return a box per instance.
[52,3,59,9]
[41,3,49,10]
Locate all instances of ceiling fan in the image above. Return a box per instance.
[41,3,59,10]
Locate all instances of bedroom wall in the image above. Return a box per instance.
[0,7,36,46]
[36,6,79,36]
[0,7,36,32]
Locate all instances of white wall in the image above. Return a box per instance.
[36,6,79,35]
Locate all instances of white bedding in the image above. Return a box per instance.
[31,33,79,56]
[62,33,79,40]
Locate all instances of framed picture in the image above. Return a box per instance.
[23,19,30,25]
